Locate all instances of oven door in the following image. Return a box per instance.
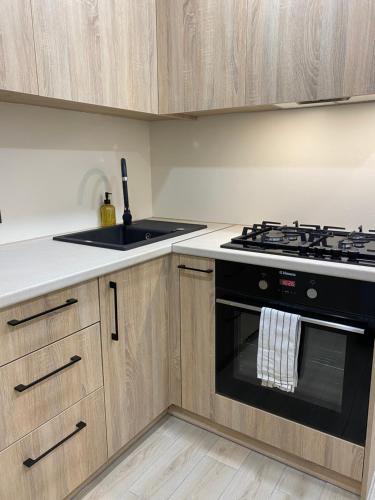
[216,298,373,445]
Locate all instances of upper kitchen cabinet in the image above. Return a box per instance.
[246,0,375,105]
[157,0,248,114]
[31,0,103,105]
[31,0,158,113]
[98,0,158,113]
[0,0,38,94]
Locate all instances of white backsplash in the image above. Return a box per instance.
[2,100,375,246]
[0,103,152,244]
[150,102,375,231]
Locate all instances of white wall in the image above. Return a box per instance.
[3,100,375,246]
[151,102,375,231]
[0,102,152,244]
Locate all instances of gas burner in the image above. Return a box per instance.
[341,232,369,249]
[339,239,355,250]
[353,241,366,248]
[263,230,285,243]
[286,234,299,241]
[351,233,366,240]
[222,220,375,267]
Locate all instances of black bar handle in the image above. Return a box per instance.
[178,264,213,274]
[14,355,82,393]
[23,421,86,468]
[7,298,78,327]
[109,281,119,341]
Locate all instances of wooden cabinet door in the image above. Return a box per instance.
[31,0,103,104]
[31,0,157,112]
[0,0,38,94]
[100,257,170,457]
[246,0,375,105]
[157,0,247,114]
[179,256,215,419]
[98,0,158,113]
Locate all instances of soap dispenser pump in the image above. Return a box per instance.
[100,192,116,227]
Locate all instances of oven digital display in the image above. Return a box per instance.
[280,279,296,287]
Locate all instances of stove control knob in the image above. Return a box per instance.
[258,279,269,291]
[306,287,318,300]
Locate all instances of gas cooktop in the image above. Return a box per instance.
[221,221,375,266]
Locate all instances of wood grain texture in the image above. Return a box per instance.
[0,388,107,500]
[213,394,364,482]
[75,416,183,499]
[31,0,157,112]
[246,0,375,105]
[98,0,158,113]
[0,279,99,366]
[0,0,38,94]
[361,350,375,498]
[100,256,170,457]
[31,0,103,104]
[77,415,357,500]
[168,456,236,500]
[168,254,182,406]
[170,406,361,495]
[0,88,170,120]
[0,324,103,451]
[343,0,375,98]
[180,256,215,419]
[157,0,247,114]
[129,422,218,498]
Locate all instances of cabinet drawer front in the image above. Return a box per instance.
[0,324,103,451]
[0,389,107,500]
[0,280,99,366]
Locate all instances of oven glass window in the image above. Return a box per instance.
[216,303,372,444]
[233,314,346,412]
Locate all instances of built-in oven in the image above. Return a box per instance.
[215,260,374,445]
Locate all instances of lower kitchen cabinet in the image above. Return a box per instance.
[0,323,103,451]
[0,278,100,367]
[99,256,171,457]
[179,256,215,419]
[0,389,107,500]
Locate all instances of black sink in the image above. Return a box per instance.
[53,219,207,251]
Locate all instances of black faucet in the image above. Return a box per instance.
[121,158,132,225]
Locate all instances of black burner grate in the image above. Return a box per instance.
[222,220,375,266]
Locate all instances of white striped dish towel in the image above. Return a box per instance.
[257,307,302,393]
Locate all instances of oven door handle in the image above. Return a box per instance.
[216,298,366,335]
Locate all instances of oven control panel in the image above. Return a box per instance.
[215,259,375,317]
[278,270,297,295]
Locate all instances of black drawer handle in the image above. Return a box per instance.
[178,264,213,274]
[14,355,82,393]
[109,281,119,341]
[23,421,87,468]
[7,298,78,326]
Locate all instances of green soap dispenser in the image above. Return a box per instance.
[100,192,116,227]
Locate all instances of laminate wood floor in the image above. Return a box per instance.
[75,416,358,500]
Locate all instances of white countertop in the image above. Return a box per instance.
[4,221,375,309]
[0,220,230,309]
[173,225,375,282]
